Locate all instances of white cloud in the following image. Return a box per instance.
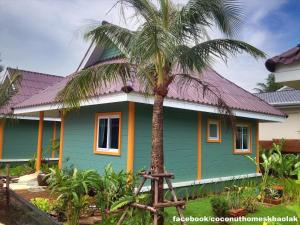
[0,0,294,92]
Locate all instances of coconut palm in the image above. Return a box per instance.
[59,0,265,223]
[0,65,21,108]
[254,74,283,93]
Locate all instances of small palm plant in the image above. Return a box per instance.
[48,168,100,225]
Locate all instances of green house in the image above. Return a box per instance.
[12,47,285,189]
[0,68,63,161]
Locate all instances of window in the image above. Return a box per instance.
[234,124,252,154]
[207,119,221,143]
[94,112,121,155]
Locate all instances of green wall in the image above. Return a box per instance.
[62,102,128,173]
[60,102,257,182]
[133,104,257,182]
[2,119,57,159]
[134,104,198,183]
[201,113,257,179]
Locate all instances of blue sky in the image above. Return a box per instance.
[0,0,299,92]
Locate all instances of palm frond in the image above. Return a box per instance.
[0,71,21,107]
[119,0,159,23]
[175,39,265,73]
[177,0,243,39]
[57,62,131,108]
[172,72,236,127]
[85,22,134,57]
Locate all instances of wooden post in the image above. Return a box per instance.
[58,113,65,169]
[36,112,44,171]
[0,120,5,160]
[127,102,135,173]
[51,122,57,158]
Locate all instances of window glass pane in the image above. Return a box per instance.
[242,127,249,149]
[110,118,120,149]
[236,127,242,149]
[209,123,218,138]
[98,118,108,148]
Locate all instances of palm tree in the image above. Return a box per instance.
[254,74,283,93]
[0,64,21,108]
[59,0,265,223]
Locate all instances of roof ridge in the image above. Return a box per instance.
[7,67,63,78]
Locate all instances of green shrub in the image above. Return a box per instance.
[210,196,229,217]
[48,167,100,225]
[0,164,34,177]
[30,198,52,213]
[96,164,136,214]
[241,187,259,213]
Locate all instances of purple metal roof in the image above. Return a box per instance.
[15,61,285,118]
[266,44,300,72]
[0,68,63,114]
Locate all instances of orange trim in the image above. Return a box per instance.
[51,122,57,158]
[233,122,252,155]
[206,119,222,143]
[58,114,65,169]
[256,122,260,173]
[197,112,202,180]
[93,112,122,156]
[36,112,44,171]
[0,120,5,160]
[127,102,135,173]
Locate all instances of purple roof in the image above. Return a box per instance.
[266,44,300,72]
[0,68,63,114]
[15,60,285,117]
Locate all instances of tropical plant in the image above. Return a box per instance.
[247,150,274,202]
[30,198,52,213]
[96,164,136,215]
[266,142,300,178]
[241,187,259,213]
[48,168,100,225]
[0,68,21,108]
[254,74,283,93]
[59,1,265,223]
[210,196,229,224]
[225,185,244,209]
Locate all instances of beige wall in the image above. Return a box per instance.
[259,107,300,140]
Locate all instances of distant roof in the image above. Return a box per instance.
[255,88,300,106]
[266,44,300,72]
[14,59,285,118]
[0,68,63,114]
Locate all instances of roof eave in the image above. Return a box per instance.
[14,92,286,122]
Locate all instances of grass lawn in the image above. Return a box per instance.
[165,197,298,225]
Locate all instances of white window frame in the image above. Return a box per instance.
[234,123,252,154]
[94,112,121,155]
[207,119,221,143]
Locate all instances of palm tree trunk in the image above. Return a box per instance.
[151,93,165,225]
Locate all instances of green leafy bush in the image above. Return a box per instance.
[96,164,136,214]
[241,187,259,213]
[30,198,52,213]
[210,196,229,217]
[48,167,100,225]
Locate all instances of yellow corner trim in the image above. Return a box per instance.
[127,102,135,173]
[58,114,65,169]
